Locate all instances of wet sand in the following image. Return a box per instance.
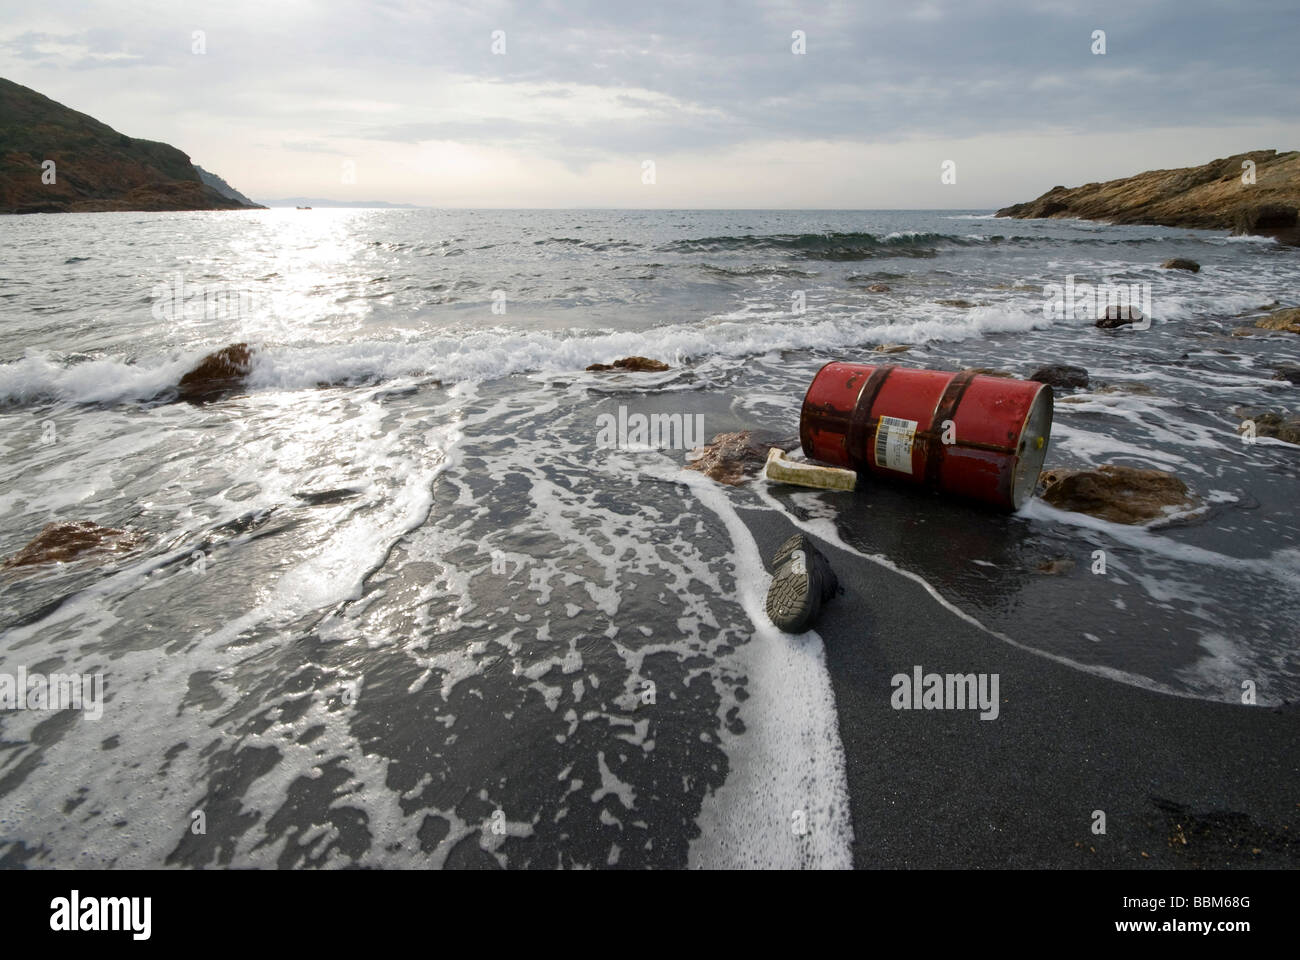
[739,505,1300,869]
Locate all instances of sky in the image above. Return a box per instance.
[2,0,1298,208]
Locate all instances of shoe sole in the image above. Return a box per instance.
[771,533,838,604]
[765,556,823,633]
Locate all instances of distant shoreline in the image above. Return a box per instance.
[996,149,1300,245]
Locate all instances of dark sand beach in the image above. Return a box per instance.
[3,208,1298,871]
[741,504,1300,869]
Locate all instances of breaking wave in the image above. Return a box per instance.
[0,304,1053,406]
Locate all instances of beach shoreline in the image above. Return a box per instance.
[739,503,1300,868]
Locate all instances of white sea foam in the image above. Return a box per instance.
[0,304,1055,405]
[0,387,461,867]
[1021,499,1300,586]
[671,469,853,869]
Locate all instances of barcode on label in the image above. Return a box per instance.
[874,415,918,474]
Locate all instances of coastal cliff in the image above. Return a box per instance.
[0,77,262,214]
[995,150,1299,242]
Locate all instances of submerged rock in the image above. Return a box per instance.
[962,367,1013,378]
[1161,258,1200,272]
[1028,364,1089,390]
[937,298,976,308]
[177,342,254,402]
[1038,465,1197,525]
[586,356,670,373]
[1271,364,1300,384]
[1035,557,1075,575]
[1096,382,1154,396]
[1233,409,1300,445]
[293,487,366,506]
[685,431,798,486]
[866,283,891,293]
[3,521,143,568]
[874,343,911,354]
[1254,307,1300,333]
[1096,305,1144,328]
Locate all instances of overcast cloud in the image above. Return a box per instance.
[2,0,1297,207]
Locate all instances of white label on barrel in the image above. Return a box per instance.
[874,416,917,474]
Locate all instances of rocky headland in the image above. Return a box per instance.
[995,150,1299,244]
[0,77,262,214]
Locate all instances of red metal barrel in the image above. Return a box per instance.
[799,361,1053,510]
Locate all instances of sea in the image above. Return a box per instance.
[1,208,1297,868]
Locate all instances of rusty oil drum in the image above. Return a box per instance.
[799,361,1053,510]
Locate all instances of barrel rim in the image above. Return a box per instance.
[1010,384,1054,509]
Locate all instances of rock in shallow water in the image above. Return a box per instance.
[1233,408,1300,445]
[684,431,799,485]
[1254,307,1300,333]
[1096,382,1154,396]
[1035,557,1075,575]
[3,521,144,568]
[1038,465,1197,525]
[1028,364,1089,390]
[1096,305,1144,328]
[1271,364,1300,384]
[1161,258,1200,272]
[177,342,254,402]
[586,356,669,372]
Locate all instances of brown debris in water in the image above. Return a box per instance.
[684,431,799,486]
[3,521,144,568]
[1038,464,1197,525]
[586,356,670,372]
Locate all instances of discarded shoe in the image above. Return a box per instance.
[765,534,838,632]
[770,533,838,602]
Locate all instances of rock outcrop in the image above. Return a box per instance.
[195,165,259,208]
[1035,558,1075,575]
[995,150,1300,242]
[1028,364,1089,390]
[586,356,670,372]
[177,343,254,402]
[1038,465,1198,524]
[0,77,262,214]
[1234,409,1300,445]
[685,431,799,485]
[3,521,143,568]
[1096,306,1144,329]
[1254,308,1300,333]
